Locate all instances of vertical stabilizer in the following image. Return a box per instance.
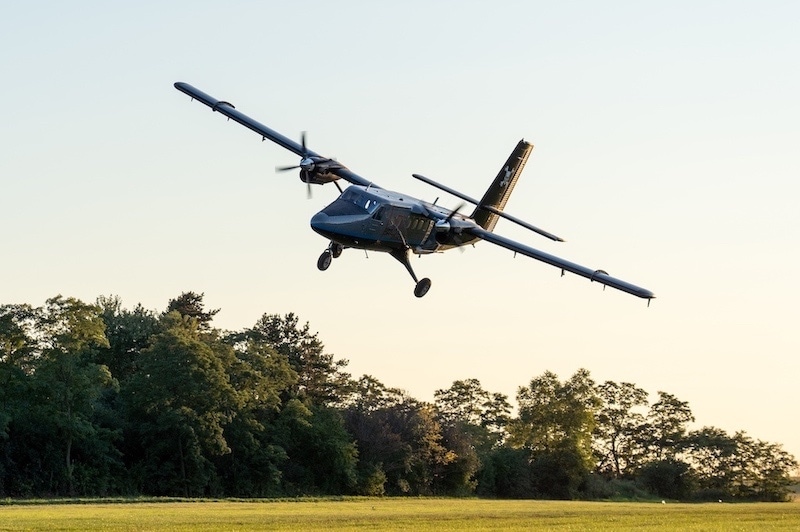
[471,140,533,231]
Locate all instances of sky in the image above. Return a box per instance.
[2,1,799,462]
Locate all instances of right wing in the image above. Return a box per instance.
[467,225,655,300]
[173,82,373,188]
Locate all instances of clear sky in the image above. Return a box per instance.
[2,1,799,462]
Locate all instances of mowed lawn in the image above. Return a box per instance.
[2,498,800,531]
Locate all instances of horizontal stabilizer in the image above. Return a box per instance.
[412,173,563,242]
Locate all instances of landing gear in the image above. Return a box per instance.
[390,248,432,298]
[318,242,344,271]
[414,278,432,298]
[317,250,332,271]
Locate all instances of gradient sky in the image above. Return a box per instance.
[2,1,799,462]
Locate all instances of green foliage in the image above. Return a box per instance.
[637,458,696,500]
[582,474,656,501]
[95,295,160,383]
[123,311,238,496]
[643,392,694,460]
[685,427,798,501]
[476,446,533,498]
[234,313,351,406]
[508,370,599,498]
[165,292,219,330]
[593,381,649,478]
[0,294,796,502]
[343,389,456,496]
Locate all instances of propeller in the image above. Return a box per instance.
[444,202,466,224]
[275,132,342,198]
[435,202,469,249]
[275,132,314,197]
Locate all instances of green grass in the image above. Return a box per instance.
[1,498,800,531]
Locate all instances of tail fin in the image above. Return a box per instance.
[471,139,533,231]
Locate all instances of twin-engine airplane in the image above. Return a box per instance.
[174,82,655,302]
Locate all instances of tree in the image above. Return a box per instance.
[593,380,649,478]
[510,369,598,458]
[637,458,696,500]
[642,391,694,460]
[343,374,407,412]
[0,305,40,434]
[123,311,238,496]
[685,427,798,501]
[33,296,115,496]
[274,403,358,495]
[341,376,409,495]
[683,426,738,498]
[165,292,219,330]
[343,377,457,495]
[217,333,297,496]
[0,304,41,496]
[737,434,797,501]
[95,295,160,383]
[476,445,534,498]
[434,379,511,495]
[0,304,41,372]
[434,378,510,446]
[509,369,599,498]
[236,313,350,406]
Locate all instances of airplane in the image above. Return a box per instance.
[174,82,655,302]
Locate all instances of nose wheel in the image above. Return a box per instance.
[318,242,345,271]
[317,250,333,271]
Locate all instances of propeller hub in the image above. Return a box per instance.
[300,157,315,171]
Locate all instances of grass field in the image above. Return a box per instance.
[2,498,800,531]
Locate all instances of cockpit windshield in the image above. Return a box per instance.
[340,188,381,214]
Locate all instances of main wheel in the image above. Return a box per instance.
[330,242,344,258]
[414,278,432,298]
[317,250,332,271]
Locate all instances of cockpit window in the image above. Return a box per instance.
[364,199,380,213]
[340,188,380,213]
[340,188,360,203]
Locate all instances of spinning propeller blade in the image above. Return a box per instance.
[274,131,315,198]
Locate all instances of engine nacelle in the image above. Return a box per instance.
[298,156,343,186]
[435,221,466,245]
[299,169,340,186]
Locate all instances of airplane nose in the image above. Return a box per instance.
[310,211,332,236]
[310,211,326,228]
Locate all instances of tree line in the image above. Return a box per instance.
[0,293,795,500]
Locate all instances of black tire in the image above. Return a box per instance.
[317,251,332,271]
[414,278,432,298]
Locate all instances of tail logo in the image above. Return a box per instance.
[500,166,512,188]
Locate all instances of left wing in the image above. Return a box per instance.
[467,225,655,300]
[173,82,373,188]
